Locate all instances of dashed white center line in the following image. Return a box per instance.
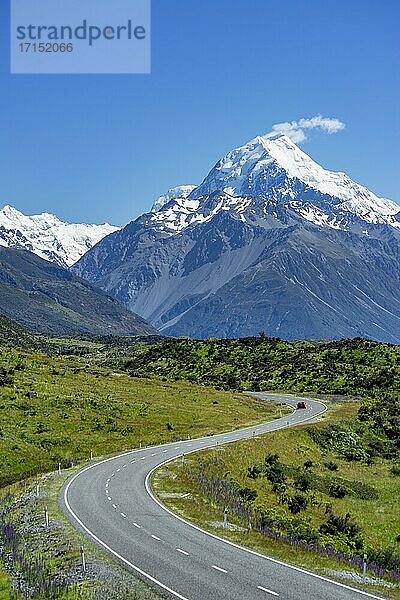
[176,548,189,556]
[151,534,161,541]
[151,453,157,456]
[141,456,146,460]
[112,504,117,509]
[116,468,120,472]
[257,586,279,596]
[107,497,112,501]
[120,512,127,518]
[123,464,127,468]
[111,473,115,477]
[133,522,141,529]
[162,450,168,453]
[131,460,136,463]
[212,565,227,574]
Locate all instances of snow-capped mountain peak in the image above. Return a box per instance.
[148,132,399,235]
[0,205,120,267]
[73,130,400,345]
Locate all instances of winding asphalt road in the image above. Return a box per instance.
[61,393,384,600]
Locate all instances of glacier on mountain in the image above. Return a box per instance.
[0,204,120,267]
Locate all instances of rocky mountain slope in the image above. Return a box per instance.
[73,132,400,342]
[0,205,119,267]
[0,247,156,337]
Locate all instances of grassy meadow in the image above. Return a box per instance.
[0,345,286,488]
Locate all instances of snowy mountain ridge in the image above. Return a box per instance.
[147,133,400,235]
[0,204,120,267]
[151,185,197,213]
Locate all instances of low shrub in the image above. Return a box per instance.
[324,460,338,471]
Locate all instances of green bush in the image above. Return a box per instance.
[329,484,348,499]
[247,464,263,479]
[238,487,258,503]
[0,367,13,386]
[294,471,314,492]
[324,460,338,471]
[287,494,308,514]
[367,546,400,571]
[319,512,361,547]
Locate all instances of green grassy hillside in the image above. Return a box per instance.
[0,247,156,336]
[0,346,285,487]
[0,314,39,348]
[116,336,400,397]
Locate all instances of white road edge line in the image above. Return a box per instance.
[212,565,227,573]
[258,585,279,596]
[63,395,384,600]
[63,471,189,600]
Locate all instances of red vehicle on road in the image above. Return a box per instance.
[296,401,307,409]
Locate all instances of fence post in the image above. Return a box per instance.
[44,506,49,529]
[81,546,86,573]
[363,554,367,582]
[223,507,228,529]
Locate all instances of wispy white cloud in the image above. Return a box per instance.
[270,115,345,144]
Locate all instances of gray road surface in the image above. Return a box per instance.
[61,393,384,600]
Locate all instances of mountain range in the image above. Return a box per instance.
[0,246,156,336]
[0,204,119,267]
[3,133,399,343]
[71,132,400,343]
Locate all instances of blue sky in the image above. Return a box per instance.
[0,0,399,226]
